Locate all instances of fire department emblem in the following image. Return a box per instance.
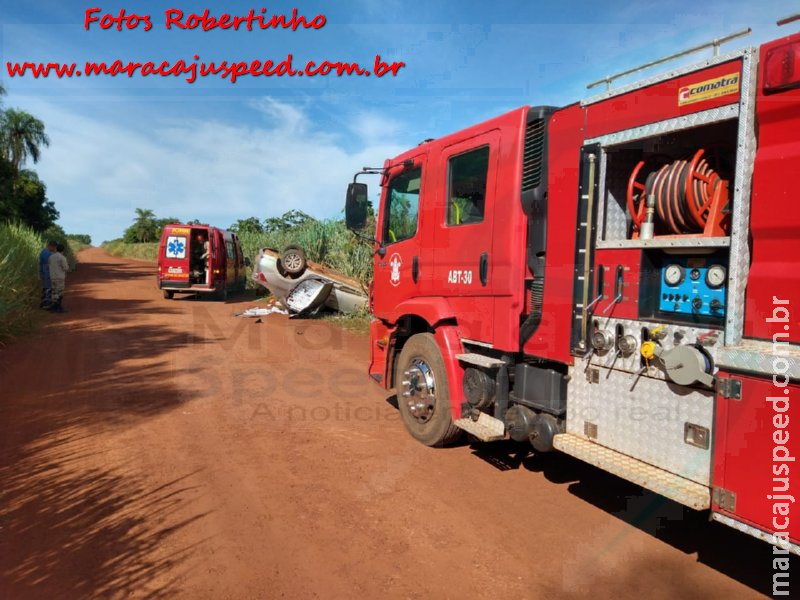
[389,253,402,287]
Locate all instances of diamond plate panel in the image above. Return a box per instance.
[585,104,739,148]
[711,513,800,557]
[586,317,724,377]
[716,340,800,379]
[581,48,750,106]
[567,364,714,485]
[597,237,730,249]
[554,433,710,509]
[600,150,635,242]
[725,49,758,346]
[454,412,504,442]
[595,151,608,240]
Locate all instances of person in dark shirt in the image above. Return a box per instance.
[38,240,57,308]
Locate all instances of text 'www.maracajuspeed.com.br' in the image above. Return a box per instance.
[5,54,406,83]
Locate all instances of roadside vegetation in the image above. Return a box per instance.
[236,217,374,285]
[320,305,372,334]
[0,84,59,233]
[108,208,375,286]
[0,82,92,342]
[65,233,92,253]
[103,240,159,262]
[0,223,81,343]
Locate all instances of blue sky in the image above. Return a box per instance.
[1,1,798,243]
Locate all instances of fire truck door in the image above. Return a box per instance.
[431,131,500,343]
[371,157,427,316]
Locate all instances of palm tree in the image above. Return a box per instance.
[0,108,50,171]
[133,208,157,243]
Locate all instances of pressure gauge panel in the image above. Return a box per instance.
[706,264,727,289]
[657,254,728,320]
[664,264,684,286]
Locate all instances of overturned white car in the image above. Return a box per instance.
[252,246,368,315]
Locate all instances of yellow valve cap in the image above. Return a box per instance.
[641,340,658,360]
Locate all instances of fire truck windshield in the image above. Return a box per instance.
[383,167,421,244]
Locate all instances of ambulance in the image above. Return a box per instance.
[157,224,248,300]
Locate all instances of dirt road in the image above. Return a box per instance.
[0,248,780,598]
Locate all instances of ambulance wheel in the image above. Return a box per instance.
[394,333,462,447]
[216,287,228,301]
[163,290,174,300]
[281,245,306,275]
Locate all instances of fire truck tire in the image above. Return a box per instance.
[281,245,307,275]
[395,333,462,447]
[163,290,174,300]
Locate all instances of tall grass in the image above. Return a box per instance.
[100,220,374,285]
[0,223,45,342]
[238,219,373,284]
[103,240,159,262]
[0,222,84,343]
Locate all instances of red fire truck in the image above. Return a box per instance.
[346,21,800,554]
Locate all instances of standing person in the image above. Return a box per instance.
[38,240,57,308]
[48,244,69,313]
[201,236,210,284]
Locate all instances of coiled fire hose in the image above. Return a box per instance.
[627,149,724,236]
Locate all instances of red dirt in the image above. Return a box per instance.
[0,248,778,598]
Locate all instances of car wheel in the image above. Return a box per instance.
[394,333,462,447]
[163,290,174,299]
[281,245,307,275]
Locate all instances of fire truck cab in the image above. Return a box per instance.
[347,25,800,553]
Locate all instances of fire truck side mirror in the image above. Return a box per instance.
[345,183,370,231]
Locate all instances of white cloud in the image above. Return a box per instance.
[348,112,403,147]
[16,97,405,243]
[248,97,310,135]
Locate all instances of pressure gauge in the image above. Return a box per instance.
[706,264,727,289]
[664,264,684,286]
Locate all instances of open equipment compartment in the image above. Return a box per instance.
[598,118,739,244]
[579,46,760,345]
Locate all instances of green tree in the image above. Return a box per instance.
[131,207,156,243]
[229,217,263,234]
[264,209,315,233]
[67,233,92,245]
[0,165,58,231]
[154,217,179,240]
[0,90,57,232]
[0,109,50,171]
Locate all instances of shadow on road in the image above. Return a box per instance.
[470,439,790,596]
[0,252,211,598]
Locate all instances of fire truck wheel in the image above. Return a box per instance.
[395,333,462,447]
[163,290,174,300]
[281,245,307,275]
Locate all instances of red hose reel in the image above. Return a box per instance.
[626,149,729,238]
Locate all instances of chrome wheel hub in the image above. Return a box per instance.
[284,254,302,271]
[401,359,436,423]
